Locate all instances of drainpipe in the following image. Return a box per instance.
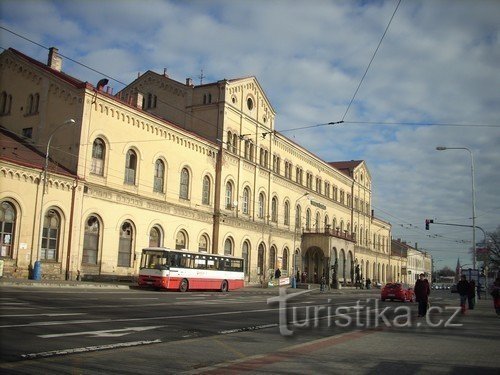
[65,177,79,280]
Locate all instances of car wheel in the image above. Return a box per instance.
[220,280,228,293]
[179,278,189,292]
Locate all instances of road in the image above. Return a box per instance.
[1,285,499,374]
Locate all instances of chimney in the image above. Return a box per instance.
[186,78,193,86]
[415,243,418,250]
[47,47,62,72]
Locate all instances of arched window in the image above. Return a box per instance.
[271,197,278,222]
[258,193,265,219]
[118,221,133,267]
[226,131,232,152]
[179,168,189,199]
[315,212,320,231]
[124,149,137,185]
[232,133,238,154]
[324,215,329,231]
[175,230,188,250]
[91,138,105,175]
[82,216,100,264]
[41,209,60,261]
[284,201,290,226]
[225,181,233,209]
[283,247,289,272]
[242,187,250,214]
[295,205,302,229]
[202,176,211,205]
[198,234,209,253]
[149,226,162,247]
[0,201,16,257]
[305,209,311,230]
[257,243,265,275]
[153,159,165,193]
[242,241,250,277]
[0,92,12,115]
[224,237,233,256]
[269,246,276,270]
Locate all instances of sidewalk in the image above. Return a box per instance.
[0,277,373,294]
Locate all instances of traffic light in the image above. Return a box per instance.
[425,219,434,230]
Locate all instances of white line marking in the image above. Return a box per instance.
[120,298,159,300]
[21,339,162,360]
[39,325,164,338]
[1,313,86,318]
[0,308,277,328]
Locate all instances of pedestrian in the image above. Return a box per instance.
[467,279,476,310]
[457,275,470,314]
[489,277,500,316]
[320,274,326,292]
[274,268,281,280]
[414,273,430,317]
[366,278,371,290]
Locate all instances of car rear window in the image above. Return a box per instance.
[386,283,401,289]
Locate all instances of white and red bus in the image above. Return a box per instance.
[137,247,245,292]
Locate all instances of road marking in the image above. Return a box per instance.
[120,297,159,300]
[1,313,86,318]
[0,308,278,328]
[39,325,164,338]
[20,339,162,360]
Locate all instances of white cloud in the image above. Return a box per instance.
[1,0,499,269]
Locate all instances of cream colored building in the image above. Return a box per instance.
[0,47,392,285]
[391,239,433,284]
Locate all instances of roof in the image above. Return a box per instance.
[0,126,76,178]
[7,48,91,90]
[328,160,364,176]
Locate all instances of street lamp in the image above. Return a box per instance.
[33,119,76,280]
[436,146,476,271]
[292,192,309,285]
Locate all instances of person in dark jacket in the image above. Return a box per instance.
[457,275,470,314]
[414,273,430,317]
[467,279,476,310]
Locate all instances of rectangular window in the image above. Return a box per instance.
[22,127,33,139]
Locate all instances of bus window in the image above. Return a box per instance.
[195,255,206,269]
[230,259,243,272]
[207,257,216,270]
[180,254,194,268]
[168,252,180,267]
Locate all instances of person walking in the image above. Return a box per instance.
[467,279,476,310]
[457,275,470,314]
[414,273,430,317]
[489,277,500,316]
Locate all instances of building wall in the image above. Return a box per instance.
[0,48,393,284]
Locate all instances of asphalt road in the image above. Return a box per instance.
[1,286,499,374]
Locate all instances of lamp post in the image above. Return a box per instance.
[436,146,476,271]
[33,119,76,280]
[292,192,309,285]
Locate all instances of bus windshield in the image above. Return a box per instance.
[141,250,169,270]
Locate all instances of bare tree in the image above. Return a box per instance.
[486,226,500,272]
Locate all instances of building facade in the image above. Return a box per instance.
[0,47,392,285]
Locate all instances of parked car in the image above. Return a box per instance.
[381,283,415,302]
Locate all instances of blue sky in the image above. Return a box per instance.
[1,0,499,271]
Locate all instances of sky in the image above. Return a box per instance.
[1,0,499,271]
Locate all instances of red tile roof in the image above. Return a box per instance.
[0,127,76,178]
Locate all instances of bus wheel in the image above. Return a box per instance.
[179,279,189,292]
[220,280,228,293]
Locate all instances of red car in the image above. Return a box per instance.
[381,283,415,302]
